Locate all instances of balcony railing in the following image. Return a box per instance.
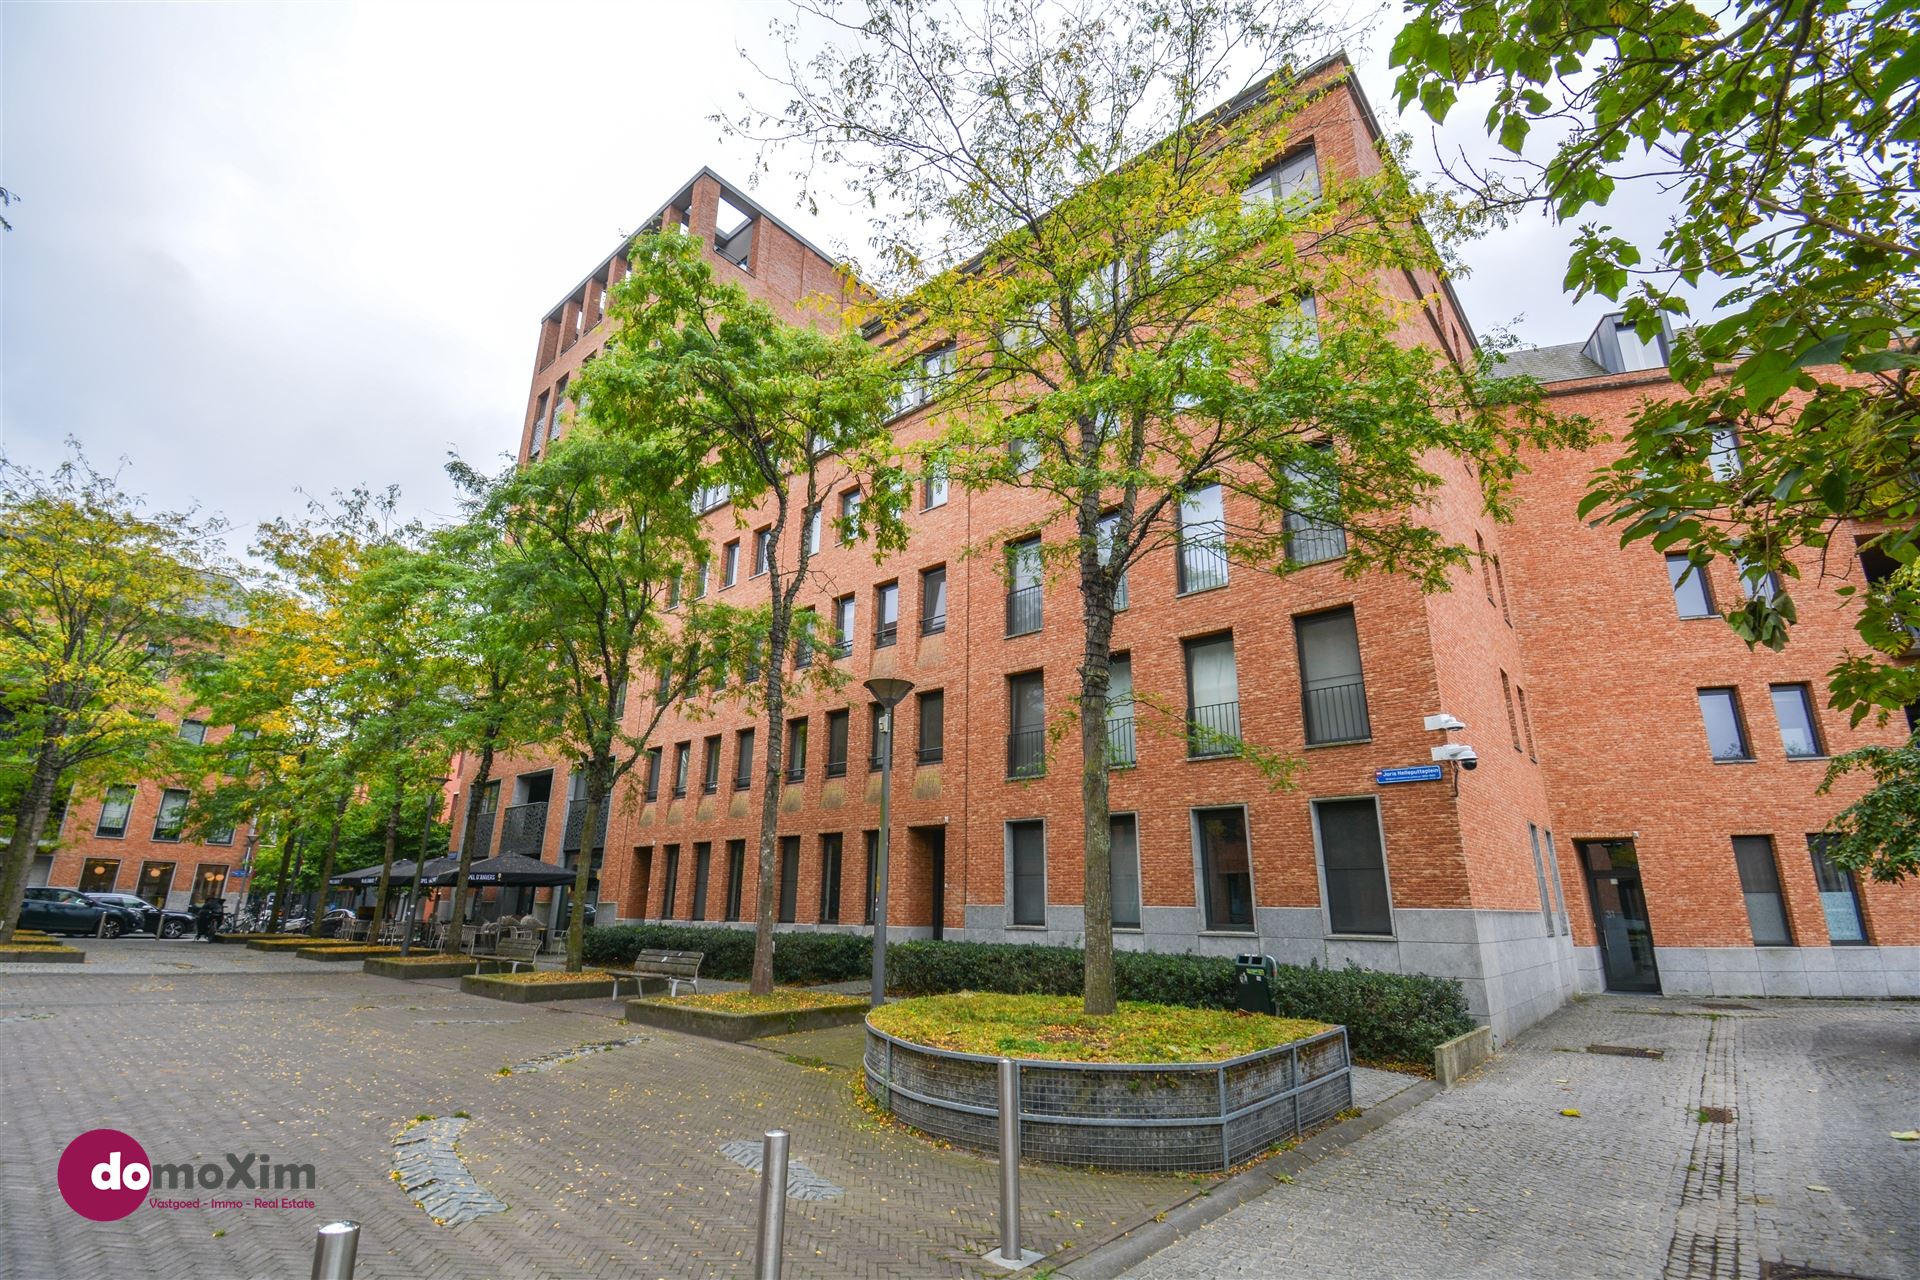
[1187,700,1242,758]
[785,764,806,784]
[1303,678,1371,745]
[826,758,848,779]
[470,810,496,856]
[1286,519,1347,566]
[921,611,947,636]
[831,637,853,660]
[702,777,718,795]
[917,744,944,764]
[874,621,899,649]
[734,772,753,791]
[868,750,888,772]
[793,642,814,670]
[499,801,549,858]
[1006,585,1042,637]
[1106,716,1136,767]
[1007,727,1046,778]
[1177,539,1230,594]
[562,800,610,853]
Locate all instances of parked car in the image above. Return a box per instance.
[316,907,358,937]
[15,887,142,938]
[83,892,195,939]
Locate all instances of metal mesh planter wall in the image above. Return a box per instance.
[864,1021,1352,1173]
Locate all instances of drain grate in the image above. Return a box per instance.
[1588,1044,1665,1059]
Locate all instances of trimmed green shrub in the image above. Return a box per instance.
[580,924,870,985]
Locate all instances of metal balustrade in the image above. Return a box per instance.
[1186,701,1242,758]
[1303,678,1370,744]
[498,802,548,858]
[1007,728,1046,779]
[1177,539,1230,594]
[1005,586,1042,637]
[1285,520,1347,566]
[1105,717,1136,767]
[561,801,610,852]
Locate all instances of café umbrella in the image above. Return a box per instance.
[426,853,575,888]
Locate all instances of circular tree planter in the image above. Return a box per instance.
[864,1016,1352,1174]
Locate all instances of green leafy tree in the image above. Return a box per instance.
[734,0,1576,1011]
[575,230,906,995]
[1391,0,1920,878]
[0,448,235,944]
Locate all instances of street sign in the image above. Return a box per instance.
[1376,764,1444,785]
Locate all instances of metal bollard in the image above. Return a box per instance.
[754,1129,789,1280]
[310,1220,360,1280]
[984,1058,1040,1270]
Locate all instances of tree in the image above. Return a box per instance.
[1391,0,1920,878]
[575,229,905,996]
[470,425,736,972]
[0,449,234,944]
[733,0,1576,1011]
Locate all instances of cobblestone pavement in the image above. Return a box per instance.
[1121,996,1919,1280]
[0,939,1198,1279]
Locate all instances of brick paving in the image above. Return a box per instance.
[1119,996,1919,1280]
[0,939,1190,1279]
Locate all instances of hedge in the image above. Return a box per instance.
[578,927,1471,1062]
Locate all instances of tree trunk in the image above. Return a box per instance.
[564,757,608,973]
[0,745,64,946]
[1080,567,1119,1016]
[268,830,299,932]
[307,787,352,936]
[370,789,403,934]
[750,613,790,996]
[442,736,497,953]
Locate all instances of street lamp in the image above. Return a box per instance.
[399,778,449,957]
[863,676,915,1008]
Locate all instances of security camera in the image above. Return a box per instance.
[1431,742,1478,770]
[1423,713,1467,733]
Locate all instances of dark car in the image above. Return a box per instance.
[84,892,196,939]
[16,887,141,938]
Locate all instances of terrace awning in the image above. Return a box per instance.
[425,853,574,887]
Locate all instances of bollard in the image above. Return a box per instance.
[310,1220,360,1280]
[983,1058,1041,1270]
[754,1129,790,1280]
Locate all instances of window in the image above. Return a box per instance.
[178,719,207,745]
[804,505,822,556]
[667,572,683,610]
[1477,532,1494,603]
[735,728,755,790]
[78,859,120,893]
[1000,298,1052,350]
[1501,672,1521,751]
[693,480,731,513]
[793,608,815,669]
[1517,686,1538,759]
[190,864,228,907]
[1269,293,1321,358]
[1667,554,1714,618]
[1738,553,1780,603]
[1732,836,1791,945]
[785,718,808,783]
[1315,797,1391,936]
[833,594,856,659]
[825,709,850,778]
[917,690,944,764]
[1097,512,1129,610]
[724,839,746,921]
[778,836,800,923]
[1106,655,1136,766]
[874,582,899,648]
[1698,688,1752,761]
[1283,444,1345,564]
[1008,671,1045,778]
[207,822,235,846]
[1708,426,1743,480]
[1110,813,1141,929]
[690,843,711,921]
[1543,830,1568,934]
[1006,536,1042,636]
[1492,554,1511,624]
[1007,820,1046,926]
[1528,824,1553,930]
[692,558,709,599]
[660,845,680,919]
[894,345,955,415]
[920,565,948,635]
[1177,483,1229,593]
[1196,806,1255,932]
[1184,633,1241,757]
[868,702,888,771]
[1009,437,1040,476]
[862,830,879,924]
[702,734,722,794]
[153,788,189,842]
[96,785,135,839]
[1296,607,1370,745]
[1771,684,1823,759]
[530,391,550,457]
[818,833,844,923]
[672,742,690,798]
[752,528,772,576]
[923,460,949,509]
[839,489,862,543]
[1807,835,1866,943]
[1242,146,1320,208]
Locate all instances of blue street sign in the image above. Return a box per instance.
[1376,764,1444,785]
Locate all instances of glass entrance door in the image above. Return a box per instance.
[1578,840,1660,992]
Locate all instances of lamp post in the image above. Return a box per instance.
[863,677,915,1008]
[400,778,449,956]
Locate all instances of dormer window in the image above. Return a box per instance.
[1583,311,1672,373]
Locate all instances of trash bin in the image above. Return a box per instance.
[1233,953,1278,1016]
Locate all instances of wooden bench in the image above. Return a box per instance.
[607,949,704,998]
[483,936,541,974]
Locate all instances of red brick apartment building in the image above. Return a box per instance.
[457,70,1917,1040]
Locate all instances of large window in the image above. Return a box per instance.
[875,581,900,648]
[1008,672,1045,778]
[1770,684,1823,759]
[96,785,135,839]
[1807,835,1867,943]
[819,833,844,924]
[644,747,662,802]
[178,719,207,745]
[660,845,680,919]
[702,735,721,794]
[1007,820,1046,926]
[1177,483,1228,593]
[722,540,740,588]
[1242,146,1320,208]
[190,865,228,908]
[839,488,862,544]
[867,702,888,771]
[863,830,879,924]
[672,742,690,798]
[1528,824,1553,930]
[78,859,120,893]
[785,718,808,783]
[1106,655,1136,766]
[920,566,948,635]
[917,690,944,764]
[690,843,711,921]
[1283,444,1345,565]
[752,527,772,576]
[724,839,746,921]
[923,460,949,509]
[825,709,850,778]
[1666,554,1714,618]
[1315,797,1391,936]
[1111,814,1141,930]
[1296,607,1370,745]
[735,729,755,790]
[1195,807,1254,932]
[1097,511,1130,610]
[1732,836,1791,946]
[778,836,800,923]
[1184,633,1241,757]
[1697,688,1753,761]
[152,788,189,842]
[834,594,856,659]
[1006,537,1042,636]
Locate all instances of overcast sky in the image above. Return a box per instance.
[0,2,1662,554]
